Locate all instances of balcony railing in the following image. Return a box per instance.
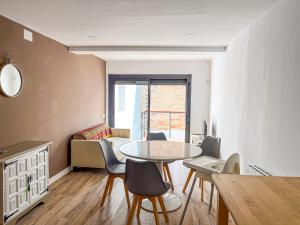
[141,110,185,139]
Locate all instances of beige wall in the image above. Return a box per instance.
[0,16,106,177]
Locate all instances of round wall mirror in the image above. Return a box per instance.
[0,63,23,97]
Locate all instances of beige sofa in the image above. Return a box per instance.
[71,125,130,169]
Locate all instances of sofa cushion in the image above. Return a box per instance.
[73,124,113,140]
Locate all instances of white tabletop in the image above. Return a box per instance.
[120,140,202,161]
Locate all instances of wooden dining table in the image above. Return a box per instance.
[120,140,202,212]
[212,174,300,225]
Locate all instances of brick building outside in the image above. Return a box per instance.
[140,85,186,139]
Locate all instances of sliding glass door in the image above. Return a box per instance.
[109,75,191,142]
[149,81,187,141]
[113,80,149,140]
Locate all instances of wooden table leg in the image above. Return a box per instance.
[217,193,229,225]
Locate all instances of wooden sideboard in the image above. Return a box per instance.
[0,141,52,225]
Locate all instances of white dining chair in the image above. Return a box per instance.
[182,136,221,201]
[179,153,240,225]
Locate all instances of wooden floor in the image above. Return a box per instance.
[17,161,234,225]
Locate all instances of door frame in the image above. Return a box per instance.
[108,74,192,142]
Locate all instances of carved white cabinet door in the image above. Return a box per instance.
[5,161,19,217]
[18,156,30,211]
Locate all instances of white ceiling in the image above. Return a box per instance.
[0,0,277,60]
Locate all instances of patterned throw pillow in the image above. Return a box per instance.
[105,128,113,138]
[74,125,113,140]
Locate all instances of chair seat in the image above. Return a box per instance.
[107,163,126,175]
[183,156,225,174]
[134,181,170,197]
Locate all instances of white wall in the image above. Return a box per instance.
[107,60,211,135]
[211,0,300,176]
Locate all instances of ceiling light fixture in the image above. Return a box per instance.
[186,33,194,37]
[88,35,98,39]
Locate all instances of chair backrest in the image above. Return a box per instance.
[200,136,221,158]
[147,132,167,141]
[125,159,168,196]
[203,120,208,137]
[222,153,240,175]
[99,139,121,168]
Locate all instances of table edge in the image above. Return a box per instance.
[120,141,202,161]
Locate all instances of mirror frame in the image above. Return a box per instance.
[0,63,23,97]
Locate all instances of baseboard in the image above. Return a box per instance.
[49,166,72,184]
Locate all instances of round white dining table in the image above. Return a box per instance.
[120,140,202,212]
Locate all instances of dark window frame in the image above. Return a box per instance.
[108,74,192,143]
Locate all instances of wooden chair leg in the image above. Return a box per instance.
[209,183,214,212]
[149,197,160,225]
[163,165,168,181]
[136,197,143,218]
[108,177,115,195]
[123,178,131,208]
[201,178,204,201]
[126,195,139,225]
[100,175,112,207]
[165,164,174,191]
[158,196,169,222]
[182,168,194,193]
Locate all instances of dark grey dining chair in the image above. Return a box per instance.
[147,132,174,191]
[147,132,168,141]
[125,159,169,225]
[182,136,221,199]
[99,139,130,208]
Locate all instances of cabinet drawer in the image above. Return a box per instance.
[31,169,38,182]
[19,175,27,189]
[39,178,47,194]
[30,183,39,201]
[19,190,29,209]
[38,165,46,178]
[8,180,18,196]
[7,195,18,216]
[19,158,29,174]
[8,162,18,179]
[31,154,39,167]
[38,151,46,164]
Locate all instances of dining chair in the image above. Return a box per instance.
[179,153,240,225]
[99,139,130,208]
[147,132,174,191]
[182,136,221,200]
[125,159,169,225]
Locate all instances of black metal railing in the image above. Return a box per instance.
[141,110,185,139]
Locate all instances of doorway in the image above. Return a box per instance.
[108,75,191,142]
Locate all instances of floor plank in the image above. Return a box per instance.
[17,161,234,225]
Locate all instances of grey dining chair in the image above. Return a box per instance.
[182,136,221,200]
[125,159,169,225]
[99,139,130,208]
[147,132,174,191]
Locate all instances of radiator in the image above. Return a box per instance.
[247,165,271,176]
